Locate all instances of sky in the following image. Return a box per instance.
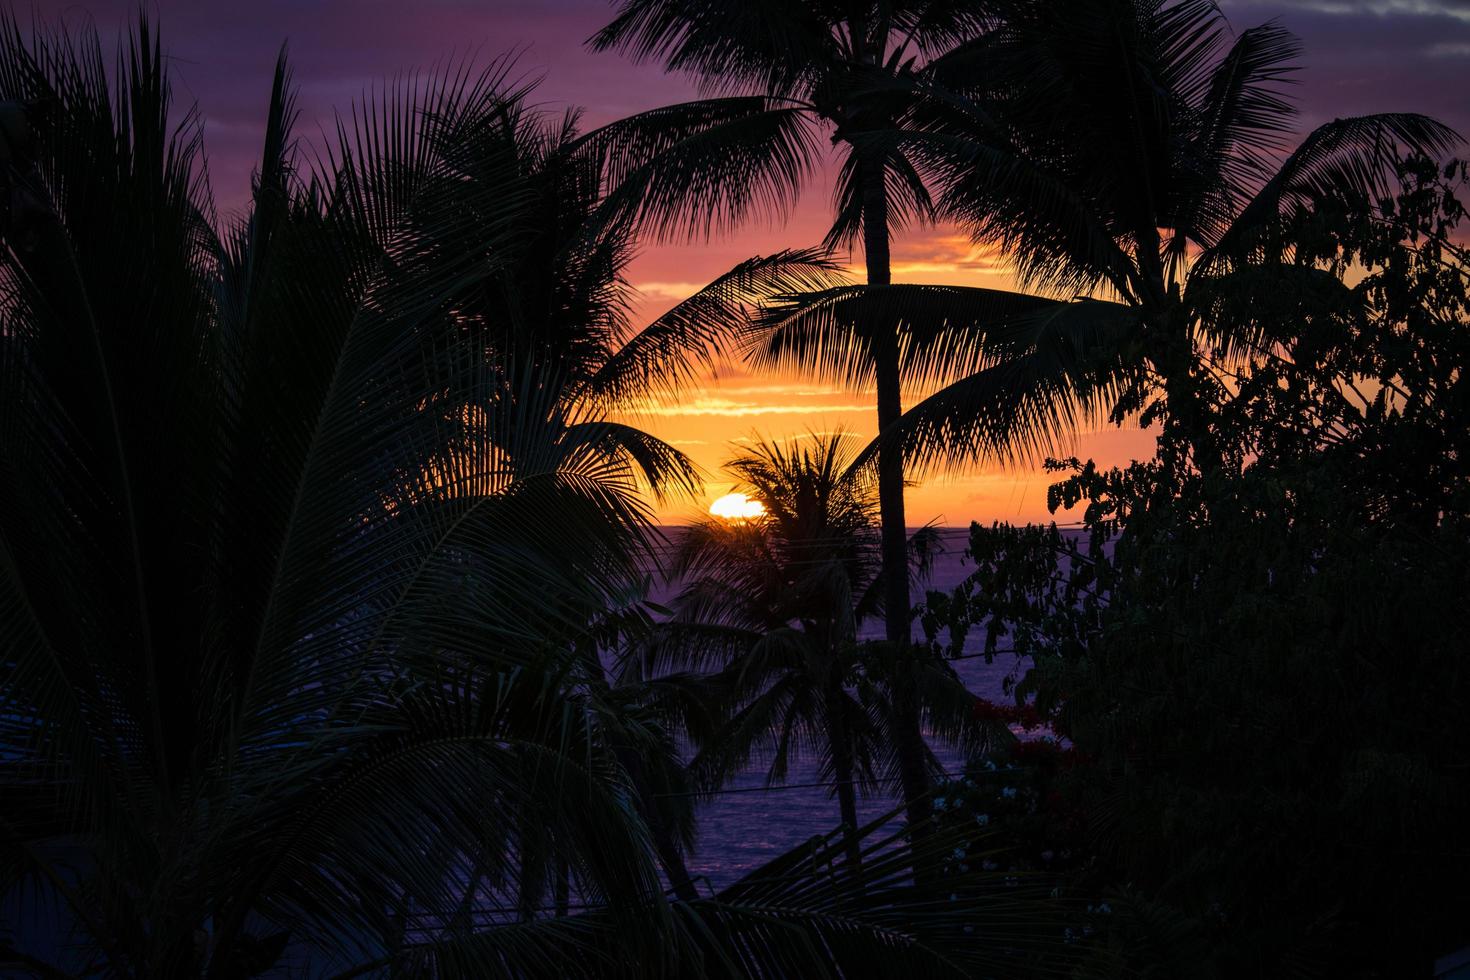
[27,0,1470,525]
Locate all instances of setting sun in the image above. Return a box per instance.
[709,492,766,521]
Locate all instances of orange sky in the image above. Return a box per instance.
[620,195,1157,527]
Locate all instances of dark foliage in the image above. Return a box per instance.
[930,159,1470,976]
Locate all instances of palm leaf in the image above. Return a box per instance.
[588,0,837,97]
[875,299,1145,474]
[383,804,1075,978]
[750,282,1062,392]
[1206,112,1462,261]
[587,248,842,408]
[575,97,820,242]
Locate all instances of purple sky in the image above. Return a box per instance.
[27,1,1469,215]
[20,0,1470,523]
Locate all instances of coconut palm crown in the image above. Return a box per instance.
[758,0,1462,473]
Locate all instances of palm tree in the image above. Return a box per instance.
[0,18,690,973]
[589,0,995,834]
[639,434,987,870]
[431,94,841,904]
[0,17,1043,977]
[790,0,1463,474]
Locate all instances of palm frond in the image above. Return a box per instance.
[1187,260,1359,366]
[576,97,820,242]
[1206,113,1462,261]
[676,805,1074,978]
[588,0,837,97]
[0,21,706,974]
[875,299,1145,474]
[379,804,1074,978]
[588,248,842,408]
[750,282,1062,392]
[915,125,1141,298]
[1169,20,1301,261]
[560,421,703,502]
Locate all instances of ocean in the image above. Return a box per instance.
[649,526,1033,892]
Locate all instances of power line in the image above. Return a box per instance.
[634,522,1096,549]
[655,765,1044,799]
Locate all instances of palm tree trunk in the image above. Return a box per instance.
[858,155,933,840]
[517,810,545,923]
[646,789,701,903]
[576,639,702,903]
[553,852,570,917]
[824,672,863,870]
[616,744,701,903]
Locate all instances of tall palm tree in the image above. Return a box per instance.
[641,434,987,870]
[773,0,1463,473]
[589,0,995,833]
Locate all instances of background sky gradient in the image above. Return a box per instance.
[29,0,1470,523]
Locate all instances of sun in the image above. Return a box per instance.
[709,492,766,521]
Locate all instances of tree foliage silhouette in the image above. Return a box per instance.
[591,0,1002,837]
[0,17,1038,978]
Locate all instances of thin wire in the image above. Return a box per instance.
[655,765,1042,799]
[637,523,1095,545]
[941,648,1025,662]
[645,522,1094,534]
[635,522,1095,551]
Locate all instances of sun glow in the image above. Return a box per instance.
[709,492,766,521]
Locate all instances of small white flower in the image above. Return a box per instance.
[1001,786,1018,799]
[975,814,990,826]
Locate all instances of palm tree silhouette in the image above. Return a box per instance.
[839,0,1462,472]
[589,0,994,836]
[643,434,987,870]
[412,87,841,909]
[0,25,688,972]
